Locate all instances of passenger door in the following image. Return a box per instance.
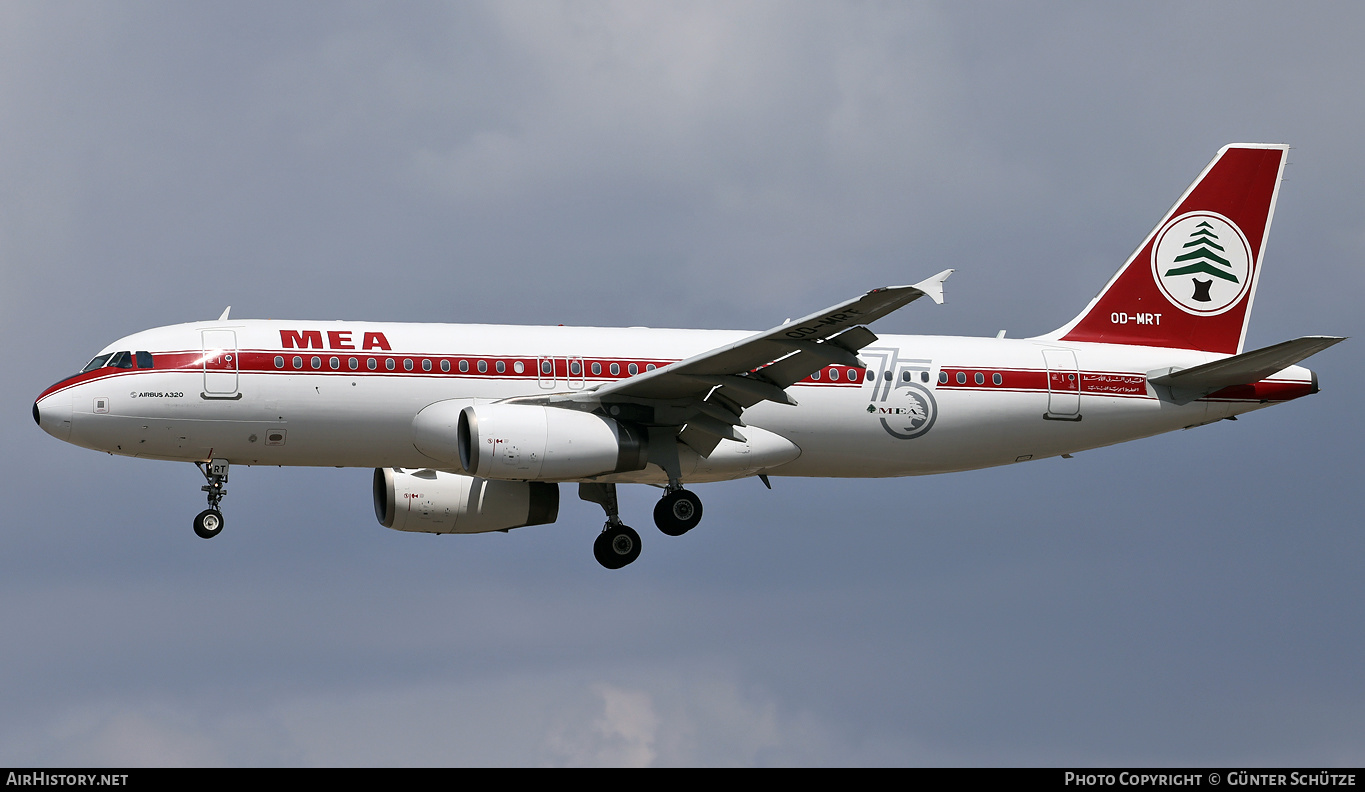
[1042,348,1080,420]
[202,329,240,398]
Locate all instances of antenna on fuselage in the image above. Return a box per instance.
[218,306,231,321]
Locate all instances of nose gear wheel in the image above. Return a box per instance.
[193,459,229,539]
[194,509,224,539]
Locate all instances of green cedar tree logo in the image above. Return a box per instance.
[1151,212,1253,316]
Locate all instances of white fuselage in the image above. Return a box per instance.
[35,319,1315,484]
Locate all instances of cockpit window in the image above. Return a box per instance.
[81,354,112,373]
[136,351,153,369]
[106,351,133,369]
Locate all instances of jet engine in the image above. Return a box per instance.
[453,403,648,481]
[373,467,559,534]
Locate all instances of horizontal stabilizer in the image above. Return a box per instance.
[1149,335,1345,403]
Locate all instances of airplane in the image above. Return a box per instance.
[33,143,1344,569]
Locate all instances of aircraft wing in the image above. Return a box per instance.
[567,270,952,454]
[590,270,952,406]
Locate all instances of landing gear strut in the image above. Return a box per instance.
[580,483,641,569]
[193,458,229,539]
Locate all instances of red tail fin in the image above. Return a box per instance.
[1048,144,1288,354]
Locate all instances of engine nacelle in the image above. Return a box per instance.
[455,403,648,481]
[373,468,559,534]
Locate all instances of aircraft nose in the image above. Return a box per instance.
[34,392,73,441]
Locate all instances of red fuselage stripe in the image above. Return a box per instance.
[40,351,1312,404]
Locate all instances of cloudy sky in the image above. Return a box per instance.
[2,1,1362,766]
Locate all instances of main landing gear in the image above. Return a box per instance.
[595,524,642,570]
[579,482,706,569]
[193,459,229,539]
[654,487,703,537]
[580,483,640,569]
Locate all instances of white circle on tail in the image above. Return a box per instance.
[1151,211,1253,316]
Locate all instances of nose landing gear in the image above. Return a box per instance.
[193,459,229,539]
